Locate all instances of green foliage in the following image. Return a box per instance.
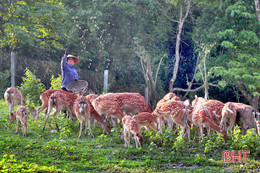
[20,68,45,105]
[230,126,260,157]
[50,75,62,90]
[0,0,65,50]
[0,70,10,97]
[0,154,66,173]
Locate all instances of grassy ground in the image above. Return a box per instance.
[0,100,259,173]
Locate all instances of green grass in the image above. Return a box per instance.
[0,100,259,173]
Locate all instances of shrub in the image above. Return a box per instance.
[20,68,46,106]
[0,154,66,172]
[50,75,62,90]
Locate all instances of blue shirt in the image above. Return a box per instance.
[61,56,79,88]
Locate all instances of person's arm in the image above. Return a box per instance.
[61,49,69,70]
[61,55,67,70]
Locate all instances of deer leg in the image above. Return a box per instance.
[157,116,163,133]
[199,123,203,142]
[123,127,128,148]
[9,104,15,117]
[134,135,139,149]
[36,102,48,121]
[43,113,50,131]
[86,115,94,138]
[128,130,131,148]
[207,126,211,139]
[111,116,117,128]
[15,118,19,135]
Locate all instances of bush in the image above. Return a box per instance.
[0,154,66,172]
[20,68,46,105]
[50,75,62,90]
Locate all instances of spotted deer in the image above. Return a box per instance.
[133,112,159,131]
[220,102,237,138]
[36,89,60,121]
[4,87,36,119]
[192,98,227,143]
[9,106,29,137]
[43,90,78,131]
[122,115,143,149]
[85,94,111,135]
[74,90,92,138]
[233,103,260,137]
[153,100,192,140]
[92,93,151,127]
[85,94,99,127]
[156,92,177,108]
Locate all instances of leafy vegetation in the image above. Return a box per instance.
[19,68,46,106]
[0,99,259,172]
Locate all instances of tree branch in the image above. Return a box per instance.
[162,4,180,23]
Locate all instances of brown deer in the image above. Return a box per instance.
[156,92,177,108]
[233,103,260,137]
[93,93,152,114]
[4,87,36,118]
[92,93,151,127]
[122,115,143,149]
[153,100,192,140]
[192,99,227,143]
[74,90,92,138]
[133,112,159,131]
[36,89,60,121]
[220,102,237,138]
[85,94,111,135]
[9,106,29,137]
[43,90,78,131]
[93,99,124,127]
[192,96,225,138]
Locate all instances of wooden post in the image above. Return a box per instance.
[145,86,149,103]
[11,51,15,87]
[103,69,108,93]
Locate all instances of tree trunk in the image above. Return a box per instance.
[169,1,191,92]
[11,51,15,87]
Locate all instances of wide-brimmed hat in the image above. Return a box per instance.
[67,54,78,64]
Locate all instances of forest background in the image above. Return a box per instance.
[0,0,259,109]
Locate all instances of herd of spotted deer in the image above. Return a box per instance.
[4,87,260,149]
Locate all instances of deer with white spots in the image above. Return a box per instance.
[92,93,151,127]
[122,115,143,149]
[36,89,60,121]
[133,112,159,131]
[153,100,192,141]
[9,106,29,137]
[85,94,111,135]
[220,102,237,138]
[192,97,227,142]
[43,90,78,131]
[156,92,177,108]
[4,87,36,119]
[74,90,92,138]
[233,103,260,137]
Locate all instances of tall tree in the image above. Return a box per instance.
[0,0,65,86]
[193,0,260,108]
[162,0,191,92]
